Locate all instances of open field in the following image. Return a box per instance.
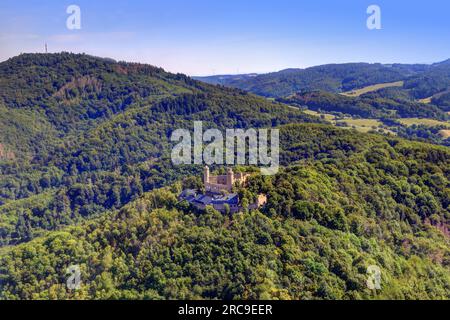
[336,118,382,127]
[336,119,396,134]
[398,118,450,128]
[302,109,450,136]
[302,109,393,134]
[418,97,432,104]
[341,81,404,97]
[302,109,336,121]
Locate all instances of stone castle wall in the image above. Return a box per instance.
[204,166,249,194]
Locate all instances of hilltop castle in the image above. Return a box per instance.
[179,166,266,214]
[204,166,250,194]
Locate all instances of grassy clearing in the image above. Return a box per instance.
[301,109,392,134]
[335,119,393,134]
[336,119,382,127]
[302,109,336,121]
[418,97,432,104]
[398,118,450,128]
[341,81,404,97]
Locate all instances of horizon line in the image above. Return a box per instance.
[1,51,448,78]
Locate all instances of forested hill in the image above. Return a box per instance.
[0,53,320,246]
[196,60,450,134]
[0,52,318,144]
[0,53,449,300]
[195,62,432,97]
[0,124,449,300]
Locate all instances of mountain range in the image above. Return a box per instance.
[195,61,450,99]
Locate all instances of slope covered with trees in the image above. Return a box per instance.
[280,90,448,120]
[0,125,449,300]
[0,53,320,245]
[0,54,449,300]
[196,61,450,122]
[196,63,431,98]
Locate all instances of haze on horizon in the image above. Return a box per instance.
[0,0,449,76]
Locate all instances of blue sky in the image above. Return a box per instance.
[0,0,449,75]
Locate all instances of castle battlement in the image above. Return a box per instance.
[204,166,249,194]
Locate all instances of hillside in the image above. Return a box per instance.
[0,54,449,301]
[1,124,449,299]
[280,91,448,119]
[196,63,431,98]
[341,81,404,97]
[0,53,320,246]
[193,73,259,86]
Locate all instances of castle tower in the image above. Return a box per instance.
[204,165,210,185]
[226,168,235,191]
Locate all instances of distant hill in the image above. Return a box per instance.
[193,73,258,85]
[196,61,450,119]
[195,62,432,98]
[433,58,450,67]
[403,61,450,101]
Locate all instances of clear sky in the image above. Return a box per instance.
[0,0,449,75]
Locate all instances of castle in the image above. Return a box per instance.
[204,166,250,194]
[179,166,267,214]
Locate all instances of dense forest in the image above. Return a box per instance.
[0,53,320,245]
[0,54,449,300]
[0,124,449,299]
